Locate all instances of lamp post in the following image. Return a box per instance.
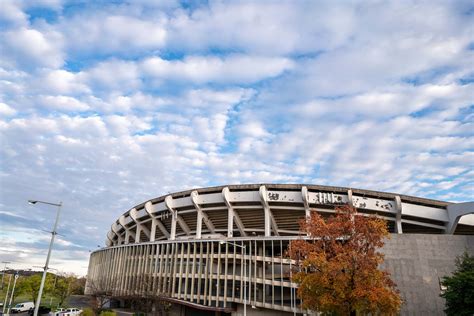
[220,240,247,316]
[1,261,11,290]
[2,274,12,314]
[28,199,62,316]
[6,273,19,315]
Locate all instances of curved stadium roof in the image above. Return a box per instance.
[105,184,474,246]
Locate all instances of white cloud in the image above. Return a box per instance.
[38,95,90,111]
[1,27,63,69]
[142,55,294,84]
[83,59,140,92]
[104,115,152,136]
[183,88,254,109]
[36,69,89,95]
[0,102,17,116]
[62,14,167,56]
[296,82,473,119]
[0,0,28,27]
[167,2,355,54]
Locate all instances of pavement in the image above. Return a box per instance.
[66,296,93,309]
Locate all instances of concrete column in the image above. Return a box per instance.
[192,190,215,239]
[166,195,191,239]
[223,187,234,237]
[166,195,177,240]
[111,222,123,245]
[223,187,247,237]
[259,185,271,236]
[347,189,354,207]
[196,209,203,239]
[446,201,474,234]
[259,185,279,236]
[302,186,310,219]
[144,201,157,242]
[130,208,141,243]
[119,215,133,244]
[394,196,403,234]
[130,208,151,243]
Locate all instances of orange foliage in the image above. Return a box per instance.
[288,205,402,315]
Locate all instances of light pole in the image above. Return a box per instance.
[28,199,62,316]
[220,240,247,316]
[1,261,11,290]
[6,273,19,315]
[2,274,12,314]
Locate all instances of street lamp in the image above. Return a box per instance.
[220,240,247,316]
[6,272,19,315]
[28,199,62,316]
[2,273,12,314]
[1,261,11,289]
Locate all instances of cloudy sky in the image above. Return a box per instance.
[0,0,473,276]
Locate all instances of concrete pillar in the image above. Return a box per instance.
[394,196,403,234]
[259,186,271,236]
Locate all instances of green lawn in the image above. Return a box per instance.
[0,291,67,308]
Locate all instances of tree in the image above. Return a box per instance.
[440,251,474,316]
[53,275,75,307]
[19,273,54,304]
[85,276,112,314]
[70,276,86,295]
[288,205,401,315]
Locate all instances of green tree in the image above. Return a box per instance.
[20,273,54,304]
[441,251,474,316]
[53,275,74,306]
[70,276,86,295]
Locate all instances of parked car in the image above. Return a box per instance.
[28,306,51,315]
[10,302,35,313]
[62,308,82,316]
[49,308,67,316]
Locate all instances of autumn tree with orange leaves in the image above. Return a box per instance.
[288,205,401,316]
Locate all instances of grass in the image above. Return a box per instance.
[0,291,66,308]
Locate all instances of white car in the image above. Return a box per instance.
[49,308,67,316]
[60,308,82,316]
[10,302,35,313]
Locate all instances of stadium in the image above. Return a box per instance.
[86,184,474,315]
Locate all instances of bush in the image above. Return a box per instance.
[81,308,95,316]
[99,310,116,316]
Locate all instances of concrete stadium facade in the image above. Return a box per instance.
[86,184,474,315]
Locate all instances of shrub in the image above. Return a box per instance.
[99,310,116,316]
[81,308,95,316]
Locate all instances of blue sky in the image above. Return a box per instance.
[0,0,473,275]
